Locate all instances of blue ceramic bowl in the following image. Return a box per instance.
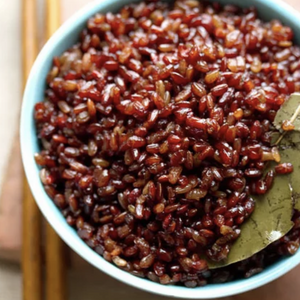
[21,0,300,298]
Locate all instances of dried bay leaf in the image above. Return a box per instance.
[274,93,300,131]
[208,163,294,269]
[273,93,300,210]
[209,95,300,269]
[274,132,300,211]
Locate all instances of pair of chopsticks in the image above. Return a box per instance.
[22,1,67,300]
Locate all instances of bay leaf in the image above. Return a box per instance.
[274,93,300,131]
[208,95,300,269]
[274,132,300,212]
[208,161,294,269]
[209,130,300,268]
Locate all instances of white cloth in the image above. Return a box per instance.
[0,0,21,192]
[0,261,21,300]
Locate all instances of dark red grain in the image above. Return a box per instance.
[275,163,294,174]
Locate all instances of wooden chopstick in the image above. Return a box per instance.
[45,1,67,300]
[46,0,61,40]
[22,0,39,88]
[22,0,42,299]
[46,226,67,300]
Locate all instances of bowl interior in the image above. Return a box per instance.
[21,0,300,298]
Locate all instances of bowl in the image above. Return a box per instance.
[21,0,300,298]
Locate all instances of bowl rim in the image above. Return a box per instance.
[21,0,300,298]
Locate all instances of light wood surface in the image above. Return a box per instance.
[21,0,43,299]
